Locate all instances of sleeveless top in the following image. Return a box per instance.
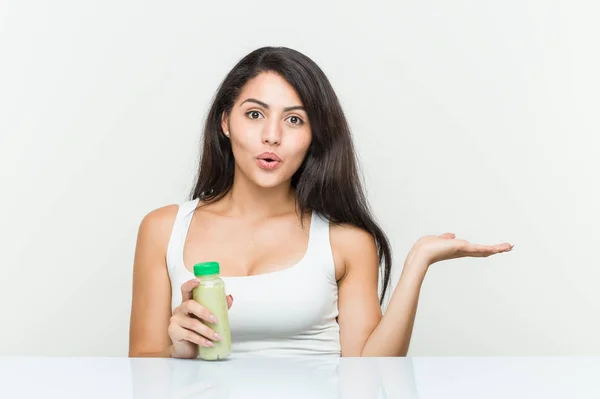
[166,199,341,358]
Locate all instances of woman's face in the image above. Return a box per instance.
[221,72,312,189]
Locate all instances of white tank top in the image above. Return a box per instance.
[166,199,341,358]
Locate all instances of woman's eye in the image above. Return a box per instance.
[287,116,304,126]
[247,111,263,120]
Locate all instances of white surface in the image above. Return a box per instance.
[1,356,599,399]
[1,0,600,357]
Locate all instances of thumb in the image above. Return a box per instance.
[226,294,234,309]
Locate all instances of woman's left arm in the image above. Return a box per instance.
[360,254,428,357]
[335,227,513,357]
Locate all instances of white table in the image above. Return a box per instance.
[1,356,599,398]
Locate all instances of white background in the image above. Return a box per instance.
[1,0,598,357]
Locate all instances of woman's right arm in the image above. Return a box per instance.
[128,205,178,357]
[128,205,231,358]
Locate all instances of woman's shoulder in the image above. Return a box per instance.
[136,204,181,249]
[329,222,378,278]
[330,222,377,253]
[141,203,179,227]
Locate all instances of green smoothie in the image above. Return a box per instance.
[192,262,232,360]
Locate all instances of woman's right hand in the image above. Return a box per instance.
[168,278,233,359]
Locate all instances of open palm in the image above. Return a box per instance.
[412,233,514,266]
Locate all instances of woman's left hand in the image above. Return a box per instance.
[408,232,514,268]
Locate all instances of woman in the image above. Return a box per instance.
[128,46,513,359]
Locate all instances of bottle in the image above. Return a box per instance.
[192,261,232,360]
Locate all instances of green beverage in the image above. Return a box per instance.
[192,262,232,360]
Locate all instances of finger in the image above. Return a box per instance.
[169,324,214,347]
[183,300,218,324]
[181,279,201,302]
[227,294,234,309]
[172,313,221,342]
[467,243,512,257]
[439,232,456,239]
[485,243,513,253]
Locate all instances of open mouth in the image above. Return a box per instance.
[257,152,282,170]
[257,156,281,170]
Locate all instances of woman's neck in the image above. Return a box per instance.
[221,173,297,219]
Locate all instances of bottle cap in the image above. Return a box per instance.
[193,262,220,276]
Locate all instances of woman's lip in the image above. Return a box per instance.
[257,152,282,162]
[257,159,281,170]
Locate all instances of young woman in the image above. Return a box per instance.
[128,46,513,359]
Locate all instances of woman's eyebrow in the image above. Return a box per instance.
[240,98,305,112]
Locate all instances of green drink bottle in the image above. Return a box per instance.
[192,262,232,360]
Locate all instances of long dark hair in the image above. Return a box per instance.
[190,46,393,304]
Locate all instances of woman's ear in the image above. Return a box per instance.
[221,112,229,138]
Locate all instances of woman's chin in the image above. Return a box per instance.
[250,173,290,189]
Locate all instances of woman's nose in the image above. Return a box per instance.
[262,122,282,145]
